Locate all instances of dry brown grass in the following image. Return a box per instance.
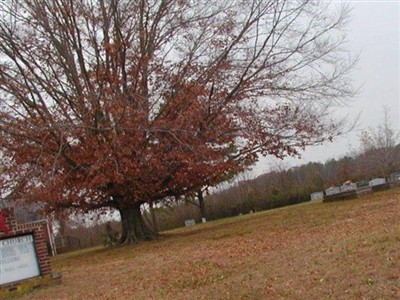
[22,189,400,299]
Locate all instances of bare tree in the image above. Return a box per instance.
[359,106,400,178]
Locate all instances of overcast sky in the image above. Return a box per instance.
[254,0,400,175]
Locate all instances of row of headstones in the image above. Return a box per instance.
[185,210,259,227]
[184,217,207,227]
[310,178,387,201]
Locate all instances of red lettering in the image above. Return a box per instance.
[0,213,9,234]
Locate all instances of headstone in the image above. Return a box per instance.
[389,171,400,182]
[369,178,386,187]
[325,187,341,196]
[310,192,324,201]
[201,218,206,223]
[184,219,195,227]
[340,183,357,192]
[356,180,369,188]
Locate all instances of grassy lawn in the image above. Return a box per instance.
[21,189,400,299]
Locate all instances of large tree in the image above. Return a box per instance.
[0,0,355,243]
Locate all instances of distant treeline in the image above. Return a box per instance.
[147,142,400,231]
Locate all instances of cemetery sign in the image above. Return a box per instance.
[0,207,58,298]
[0,234,41,285]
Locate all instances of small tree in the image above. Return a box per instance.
[359,107,400,178]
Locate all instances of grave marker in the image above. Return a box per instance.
[310,192,324,201]
[369,178,386,186]
[325,187,341,196]
[184,219,195,227]
[340,183,357,192]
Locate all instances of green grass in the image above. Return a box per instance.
[19,189,400,299]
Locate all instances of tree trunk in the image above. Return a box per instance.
[118,202,157,245]
[198,190,206,219]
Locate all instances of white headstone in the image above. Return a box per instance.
[340,183,357,192]
[369,178,386,187]
[310,192,324,201]
[325,187,341,196]
[184,219,195,227]
[201,217,206,223]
